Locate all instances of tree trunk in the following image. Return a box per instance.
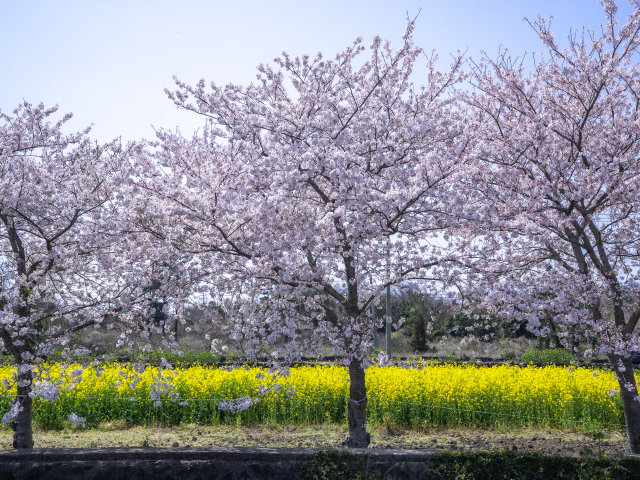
[12,366,34,449]
[347,361,370,448]
[410,312,426,353]
[609,354,640,454]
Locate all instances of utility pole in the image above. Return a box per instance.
[386,246,392,357]
[174,304,178,340]
[386,284,392,356]
[251,279,257,362]
[371,276,378,349]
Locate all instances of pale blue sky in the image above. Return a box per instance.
[0,0,634,143]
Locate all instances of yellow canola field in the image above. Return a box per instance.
[0,363,624,429]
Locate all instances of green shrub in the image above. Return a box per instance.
[440,353,461,364]
[502,351,519,362]
[296,451,380,480]
[520,348,574,365]
[298,450,640,480]
[428,450,637,480]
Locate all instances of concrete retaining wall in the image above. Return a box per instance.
[0,446,433,480]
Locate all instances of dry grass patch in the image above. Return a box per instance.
[0,423,628,455]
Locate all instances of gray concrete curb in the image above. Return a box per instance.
[0,446,436,480]
[0,445,436,462]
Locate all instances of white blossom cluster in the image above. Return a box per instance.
[67,413,86,426]
[217,396,256,413]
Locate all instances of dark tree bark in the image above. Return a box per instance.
[609,354,640,455]
[12,363,34,449]
[347,361,369,448]
[564,222,640,454]
[322,295,371,448]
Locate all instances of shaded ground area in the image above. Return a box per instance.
[0,423,628,456]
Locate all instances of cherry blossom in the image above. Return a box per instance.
[0,101,163,449]
[462,0,640,454]
[134,18,468,447]
[67,413,86,426]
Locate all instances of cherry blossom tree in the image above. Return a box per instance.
[463,0,640,453]
[0,101,154,449]
[134,21,468,447]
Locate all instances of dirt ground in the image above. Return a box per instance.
[0,422,629,456]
